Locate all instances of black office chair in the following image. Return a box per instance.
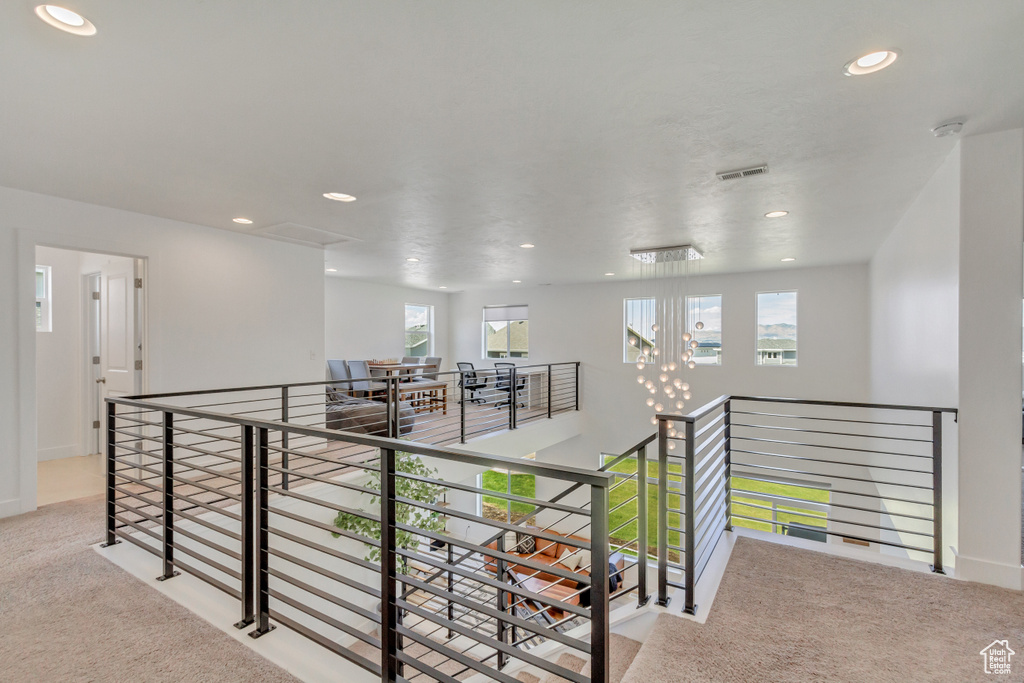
[494,362,526,409]
[457,362,487,404]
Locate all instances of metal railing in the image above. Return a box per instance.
[651,395,956,614]
[99,362,650,682]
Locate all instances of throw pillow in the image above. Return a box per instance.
[503,530,518,551]
[577,549,592,569]
[516,532,535,554]
[558,549,581,571]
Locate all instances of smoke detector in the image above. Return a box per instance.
[931,121,964,138]
[716,164,769,181]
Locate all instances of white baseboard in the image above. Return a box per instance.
[37,444,82,461]
[0,498,25,518]
[955,554,1024,591]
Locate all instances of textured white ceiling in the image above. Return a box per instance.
[1,1,1022,290]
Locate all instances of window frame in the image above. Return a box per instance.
[36,265,52,333]
[404,303,434,358]
[685,294,722,366]
[755,290,798,367]
[623,297,656,363]
[482,305,529,359]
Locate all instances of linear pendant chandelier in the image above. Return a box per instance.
[629,244,704,450]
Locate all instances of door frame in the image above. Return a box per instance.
[16,228,151,515]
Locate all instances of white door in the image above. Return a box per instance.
[99,259,139,402]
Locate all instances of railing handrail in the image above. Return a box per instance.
[121,362,581,401]
[656,394,957,425]
[105,395,613,488]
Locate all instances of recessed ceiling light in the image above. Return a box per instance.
[512,280,521,284]
[764,210,789,218]
[325,268,338,273]
[232,217,253,224]
[439,286,447,289]
[406,257,420,263]
[323,192,357,202]
[605,272,615,276]
[843,49,900,76]
[520,243,535,249]
[35,5,96,35]
[781,257,796,262]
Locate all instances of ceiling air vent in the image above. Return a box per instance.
[716,164,769,181]
[253,222,358,248]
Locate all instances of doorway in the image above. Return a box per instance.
[35,246,146,506]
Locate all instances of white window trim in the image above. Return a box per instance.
[686,294,723,366]
[623,297,655,363]
[404,303,434,357]
[755,289,798,367]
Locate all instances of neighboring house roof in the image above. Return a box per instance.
[487,320,529,353]
[757,338,797,350]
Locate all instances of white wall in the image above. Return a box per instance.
[448,264,871,472]
[34,246,83,461]
[870,147,961,408]
[2,185,326,517]
[956,129,1024,589]
[324,277,450,370]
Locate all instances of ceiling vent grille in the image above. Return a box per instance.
[253,222,358,248]
[716,164,769,181]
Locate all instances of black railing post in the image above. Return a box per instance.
[547,364,552,419]
[386,379,396,439]
[460,371,467,444]
[446,543,455,639]
[683,419,696,615]
[508,368,516,430]
[656,418,669,607]
[723,400,732,532]
[157,411,179,581]
[235,425,255,628]
[574,362,580,411]
[380,447,399,682]
[280,387,289,491]
[249,427,275,638]
[636,443,650,607]
[100,400,120,547]
[496,534,508,669]
[590,484,610,683]
[931,411,944,574]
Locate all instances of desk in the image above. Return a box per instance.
[367,362,437,378]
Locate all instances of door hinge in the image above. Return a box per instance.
[92,356,100,365]
[92,420,101,429]
[134,278,143,289]
[92,291,101,300]
[135,360,143,371]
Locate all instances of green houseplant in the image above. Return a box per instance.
[333,451,447,569]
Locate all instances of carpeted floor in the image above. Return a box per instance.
[621,537,1024,683]
[0,495,299,683]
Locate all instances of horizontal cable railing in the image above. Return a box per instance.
[652,395,956,615]
[101,361,633,682]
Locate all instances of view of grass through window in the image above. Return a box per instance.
[480,469,536,524]
[730,476,828,533]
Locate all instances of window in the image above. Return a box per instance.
[624,298,655,362]
[404,304,433,357]
[756,291,797,365]
[480,454,536,524]
[35,265,51,333]
[730,476,829,538]
[483,305,528,358]
[686,295,722,365]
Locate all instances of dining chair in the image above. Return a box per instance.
[326,359,352,401]
[414,356,443,382]
[494,362,526,409]
[457,362,486,404]
[348,360,388,399]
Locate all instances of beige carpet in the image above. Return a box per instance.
[621,537,1024,683]
[0,495,299,683]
